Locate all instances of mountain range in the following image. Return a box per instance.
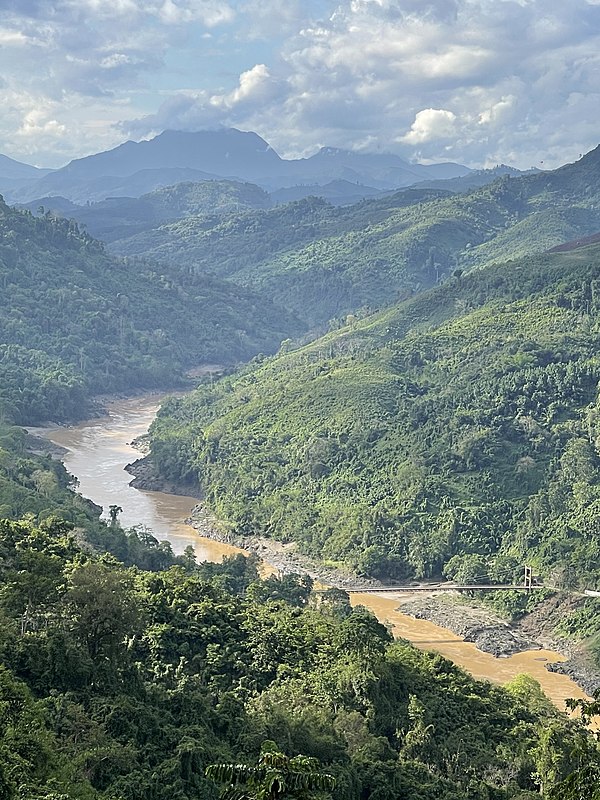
[1,128,472,203]
[93,144,600,328]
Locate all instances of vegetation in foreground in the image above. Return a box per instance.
[1,514,599,800]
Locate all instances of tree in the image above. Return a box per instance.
[65,561,139,661]
[108,505,123,526]
[551,692,600,800]
[206,743,335,800]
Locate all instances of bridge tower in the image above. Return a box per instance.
[524,564,534,592]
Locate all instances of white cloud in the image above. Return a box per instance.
[400,109,458,145]
[2,0,600,168]
[155,0,236,26]
[210,64,276,109]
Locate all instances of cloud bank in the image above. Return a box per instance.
[0,0,599,168]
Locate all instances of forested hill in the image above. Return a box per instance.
[22,179,273,244]
[0,197,301,424]
[148,240,600,596]
[110,146,600,327]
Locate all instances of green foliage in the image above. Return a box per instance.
[110,149,600,326]
[551,692,600,800]
[0,196,301,424]
[48,179,273,243]
[147,242,600,598]
[0,515,595,800]
[206,743,335,799]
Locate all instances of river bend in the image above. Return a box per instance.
[35,394,593,714]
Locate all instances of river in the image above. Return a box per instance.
[34,393,595,715]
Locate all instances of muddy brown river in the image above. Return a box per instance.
[35,394,595,715]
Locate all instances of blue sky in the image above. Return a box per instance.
[1,0,599,169]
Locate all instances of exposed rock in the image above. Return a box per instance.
[186,503,382,590]
[125,455,202,499]
[546,654,600,696]
[401,595,538,657]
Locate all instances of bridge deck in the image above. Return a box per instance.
[345,584,537,593]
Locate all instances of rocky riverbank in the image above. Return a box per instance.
[125,455,203,499]
[125,454,600,694]
[399,595,535,658]
[187,502,384,590]
[398,593,600,695]
[125,455,380,589]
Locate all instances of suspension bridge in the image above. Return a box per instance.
[344,565,541,594]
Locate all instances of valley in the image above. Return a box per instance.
[0,130,599,800]
[31,391,597,713]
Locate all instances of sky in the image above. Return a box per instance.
[1,0,599,170]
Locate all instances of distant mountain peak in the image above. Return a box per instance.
[317,146,348,156]
[6,128,470,202]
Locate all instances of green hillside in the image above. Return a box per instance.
[0,197,300,423]
[110,148,600,327]
[27,179,272,243]
[147,241,600,593]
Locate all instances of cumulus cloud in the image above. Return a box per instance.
[400,109,458,145]
[122,63,285,137]
[2,0,600,168]
[0,0,239,163]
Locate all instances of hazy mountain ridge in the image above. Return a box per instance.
[104,146,600,328]
[20,180,273,243]
[0,153,53,194]
[3,128,471,203]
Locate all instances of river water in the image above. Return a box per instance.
[35,394,594,714]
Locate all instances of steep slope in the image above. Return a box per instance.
[11,166,227,204]
[110,147,600,327]
[0,198,301,423]
[147,242,600,590]
[9,129,285,202]
[0,153,53,195]
[112,188,456,326]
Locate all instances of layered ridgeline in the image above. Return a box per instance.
[5,128,469,203]
[0,196,301,423]
[22,179,273,244]
[1,515,598,800]
[148,240,600,594]
[110,146,600,327]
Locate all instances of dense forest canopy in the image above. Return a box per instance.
[147,242,600,602]
[0,196,302,423]
[0,515,597,800]
[107,147,600,327]
[1,141,600,799]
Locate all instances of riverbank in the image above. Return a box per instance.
[125,454,381,589]
[29,394,597,712]
[125,455,600,694]
[125,455,203,499]
[187,498,600,694]
[189,502,385,590]
[397,593,600,696]
[398,594,536,658]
